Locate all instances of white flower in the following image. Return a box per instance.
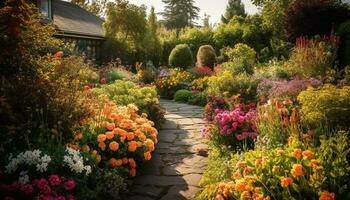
[18,171,29,184]
[63,147,92,176]
[5,150,51,173]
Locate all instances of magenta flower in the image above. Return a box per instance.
[236,134,244,140]
[64,180,76,191]
[20,184,34,195]
[49,175,61,186]
[36,178,49,190]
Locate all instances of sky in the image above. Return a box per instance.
[128,0,259,25]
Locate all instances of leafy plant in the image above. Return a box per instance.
[196,45,217,69]
[168,44,194,69]
[174,89,192,103]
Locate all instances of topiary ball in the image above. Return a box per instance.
[174,89,192,103]
[196,45,217,69]
[169,44,194,69]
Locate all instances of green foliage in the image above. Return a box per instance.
[222,43,256,75]
[214,15,271,53]
[188,91,207,106]
[169,44,194,69]
[161,0,200,30]
[297,84,350,129]
[91,80,158,110]
[338,21,350,67]
[196,45,217,68]
[174,89,192,102]
[221,0,246,23]
[180,27,215,59]
[286,37,338,78]
[136,62,157,84]
[208,71,259,101]
[104,0,147,58]
[144,7,162,66]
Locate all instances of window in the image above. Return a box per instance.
[40,0,51,19]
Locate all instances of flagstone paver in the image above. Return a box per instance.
[126,99,209,200]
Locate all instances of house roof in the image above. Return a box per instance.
[53,0,104,39]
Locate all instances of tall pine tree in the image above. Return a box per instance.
[162,0,200,30]
[221,0,246,23]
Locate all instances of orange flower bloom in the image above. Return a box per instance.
[97,134,107,143]
[82,145,90,152]
[122,158,129,165]
[310,159,321,168]
[138,134,147,141]
[254,187,262,193]
[128,141,138,152]
[280,177,293,187]
[291,164,304,177]
[67,143,79,150]
[144,152,152,160]
[292,149,302,160]
[109,141,119,151]
[98,142,106,151]
[92,150,98,156]
[130,168,136,177]
[319,191,335,200]
[222,187,230,197]
[233,170,241,179]
[215,194,224,200]
[241,191,250,199]
[236,161,247,169]
[106,122,116,131]
[255,159,262,167]
[74,132,83,140]
[109,158,118,168]
[129,158,136,168]
[106,131,115,140]
[127,132,135,140]
[302,150,315,160]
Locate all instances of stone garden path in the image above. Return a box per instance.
[128,100,209,200]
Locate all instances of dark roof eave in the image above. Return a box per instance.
[55,29,105,40]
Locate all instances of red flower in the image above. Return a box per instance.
[54,51,64,59]
[64,180,76,191]
[35,178,49,190]
[48,175,61,186]
[20,184,34,195]
[100,77,107,84]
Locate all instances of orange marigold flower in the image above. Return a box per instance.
[241,191,250,199]
[106,122,116,131]
[74,133,83,140]
[254,187,262,193]
[292,149,302,160]
[255,159,262,167]
[127,132,135,140]
[235,180,246,192]
[222,187,230,198]
[319,191,335,200]
[302,150,315,160]
[138,134,147,142]
[233,170,241,179]
[98,142,106,151]
[82,145,90,152]
[122,158,129,165]
[310,159,321,168]
[106,131,115,140]
[116,159,123,167]
[236,161,247,169]
[128,141,138,152]
[130,168,136,177]
[280,177,293,188]
[109,141,119,151]
[109,158,118,168]
[244,166,254,174]
[144,152,152,160]
[97,134,107,143]
[129,158,136,168]
[92,150,98,156]
[67,143,79,150]
[291,164,304,177]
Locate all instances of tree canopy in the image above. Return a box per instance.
[161,0,200,30]
[221,0,246,23]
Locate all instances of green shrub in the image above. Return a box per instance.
[169,44,194,69]
[174,89,192,103]
[188,91,207,106]
[221,43,257,75]
[196,45,217,68]
[297,84,350,129]
[338,21,350,67]
[208,71,259,101]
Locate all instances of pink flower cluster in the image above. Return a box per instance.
[194,66,214,76]
[1,175,76,200]
[214,107,257,140]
